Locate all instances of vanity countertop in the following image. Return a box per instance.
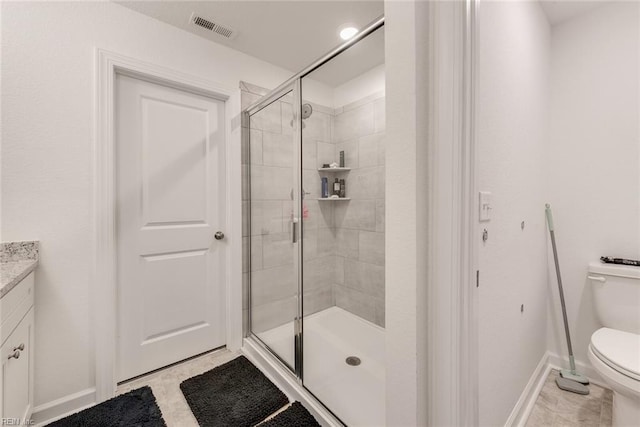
[0,241,39,298]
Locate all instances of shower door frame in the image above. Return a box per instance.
[244,80,305,379]
[244,13,386,411]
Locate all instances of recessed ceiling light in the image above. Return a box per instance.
[339,26,358,40]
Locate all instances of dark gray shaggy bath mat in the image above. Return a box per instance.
[258,402,321,427]
[46,386,165,427]
[180,355,289,427]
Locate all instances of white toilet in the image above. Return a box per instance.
[587,262,640,426]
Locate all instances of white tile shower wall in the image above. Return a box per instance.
[331,93,386,327]
[241,84,335,334]
[242,84,386,329]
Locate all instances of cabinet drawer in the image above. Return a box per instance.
[1,307,34,420]
[0,273,34,347]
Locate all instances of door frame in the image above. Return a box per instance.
[425,0,479,425]
[94,48,242,402]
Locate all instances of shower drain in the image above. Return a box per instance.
[345,356,361,366]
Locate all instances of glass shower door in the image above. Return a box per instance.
[242,15,385,425]
[248,88,301,371]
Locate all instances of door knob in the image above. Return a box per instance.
[7,351,20,360]
[214,231,225,240]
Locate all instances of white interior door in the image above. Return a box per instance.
[116,73,226,382]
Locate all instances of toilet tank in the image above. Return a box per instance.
[588,262,640,334]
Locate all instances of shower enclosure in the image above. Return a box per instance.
[243,17,385,426]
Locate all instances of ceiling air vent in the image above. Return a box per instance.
[189,13,236,40]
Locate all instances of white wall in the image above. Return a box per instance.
[478,1,640,424]
[332,64,385,109]
[477,1,551,425]
[546,1,640,371]
[0,0,301,410]
[384,1,429,425]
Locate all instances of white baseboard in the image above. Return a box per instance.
[242,337,343,427]
[546,351,605,387]
[32,387,96,426]
[505,352,551,427]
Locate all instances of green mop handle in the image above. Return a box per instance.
[545,204,577,373]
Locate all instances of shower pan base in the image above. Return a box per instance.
[255,306,385,427]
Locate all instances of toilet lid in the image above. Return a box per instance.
[591,328,640,381]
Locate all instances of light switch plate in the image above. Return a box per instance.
[479,191,492,222]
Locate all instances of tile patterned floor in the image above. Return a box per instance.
[120,354,614,427]
[116,348,241,427]
[526,369,613,427]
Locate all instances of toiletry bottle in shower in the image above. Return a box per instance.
[321,177,328,198]
[339,151,345,167]
[339,179,346,198]
[333,178,340,196]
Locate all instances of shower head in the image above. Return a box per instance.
[301,103,313,119]
[289,103,313,129]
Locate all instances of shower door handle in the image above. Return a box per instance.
[292,218,299,243]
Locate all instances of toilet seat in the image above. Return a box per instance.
[591,328,640,381]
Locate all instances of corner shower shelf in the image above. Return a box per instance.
[317,167,351,172]
[317,197,351,201]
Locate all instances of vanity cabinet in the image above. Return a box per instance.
[0,272,35,421]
